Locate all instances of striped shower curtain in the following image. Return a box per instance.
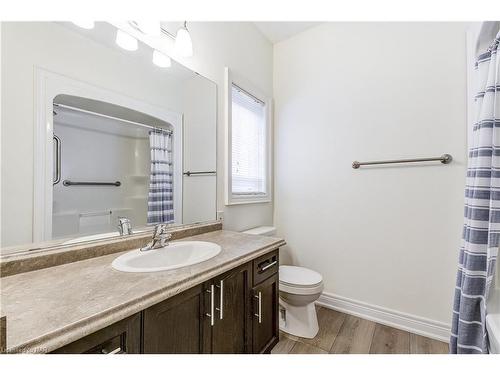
[451,30,500,354]
[147,129,174,225]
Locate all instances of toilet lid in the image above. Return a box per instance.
[279,265,323,287]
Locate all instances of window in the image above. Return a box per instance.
[225,69,271,205]
[231,84,266,195]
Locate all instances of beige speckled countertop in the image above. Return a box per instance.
[0,230,285,353]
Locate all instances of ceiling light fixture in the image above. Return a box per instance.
[72,21,95,29]
[152,50,172,68]
[116,30,138,51]
[174,21,193,57]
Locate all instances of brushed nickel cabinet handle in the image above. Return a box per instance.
[215,280,224,320]
[254,292,262,324]
[206,284,215,326]
[260,260,277,272]
[101,347,122,354]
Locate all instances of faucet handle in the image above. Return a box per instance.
[140,223,172,251]
[153,223,169,237]
[117,217,132,235]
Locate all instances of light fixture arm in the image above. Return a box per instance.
[160,27,176,40]
[128,20,175,40]
[159,21,189,40]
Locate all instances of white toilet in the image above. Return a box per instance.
[279,265,323,338]
[242,226,324,339]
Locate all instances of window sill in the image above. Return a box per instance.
[225,198,272,206]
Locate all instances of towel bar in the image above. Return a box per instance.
[352,154,452,169]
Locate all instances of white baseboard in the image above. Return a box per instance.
[316,292,451,343]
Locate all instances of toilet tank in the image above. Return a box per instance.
[242,226,276,236]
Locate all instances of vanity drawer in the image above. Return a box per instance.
[253,250,279,285]
[85,334,124,354]
[51,313,141,354]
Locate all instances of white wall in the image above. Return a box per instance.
[273,22,468,326]
[173,22,274,231]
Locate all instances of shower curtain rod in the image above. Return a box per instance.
[52,103,172,134]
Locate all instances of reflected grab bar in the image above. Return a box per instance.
[352,154,452,169]
[63,180,121,187]
[53,135,61,185]
[80,210,112,217]
[183,171,216,176]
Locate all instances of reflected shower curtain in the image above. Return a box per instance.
[451,29,500,353]
[147,129,174,225]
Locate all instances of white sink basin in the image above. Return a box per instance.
[111,241,222,273]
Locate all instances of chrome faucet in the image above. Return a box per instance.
[141,223,172,251]
[117,217,132,236]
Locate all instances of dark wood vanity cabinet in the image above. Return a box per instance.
[52,249,279,354]
[208,263,253,353]
[143,262,254,354]
[251,273,279,353]
[143,284,208,353]
[142,263,253,354]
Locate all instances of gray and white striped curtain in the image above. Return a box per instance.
[147,129,174,225]
[451,30,500,354]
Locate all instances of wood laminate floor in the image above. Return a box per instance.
[271,306,449,354]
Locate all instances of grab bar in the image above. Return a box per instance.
[80,210,112,217]
[53,135,61,185]
[63,180,121,187]
[183,171,216,176]
[352,154,452,169]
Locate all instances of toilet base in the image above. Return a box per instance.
[279,298,319,339]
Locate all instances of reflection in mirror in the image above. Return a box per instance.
[1,22,217,254]
[52,96,177,241]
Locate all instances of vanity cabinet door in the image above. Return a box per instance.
[209,263,252,353]
[143,284,210,354]
[252,273,279,353]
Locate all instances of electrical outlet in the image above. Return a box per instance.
[217,211,224,222]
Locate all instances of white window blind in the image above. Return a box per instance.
[231,84,267,196]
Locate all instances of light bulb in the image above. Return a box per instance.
[153,50,171,68]
[174,22,193,57]
[72,21,95,29]
[116,30,138,51]
[135,21,161,37]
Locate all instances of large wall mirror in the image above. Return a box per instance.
[1,22,217,254]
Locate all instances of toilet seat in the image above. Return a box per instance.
[279,282,324,295]
[279,266,323,295]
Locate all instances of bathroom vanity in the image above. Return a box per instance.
[0,227,284,354]
[54,250,279,354]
